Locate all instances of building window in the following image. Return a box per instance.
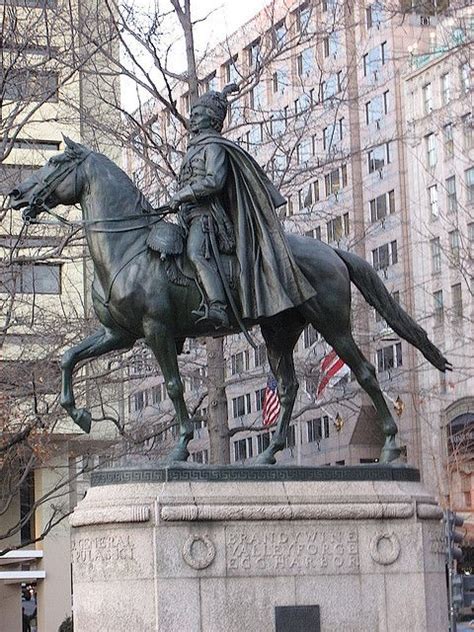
[327,216,344,242]
[232,394,251,418]
[2,69,58,103]
[249,82,265,109]
[297,49,312,77]
[257,432,270,454]
[321,72,341,102]
[449,229,460,264]
[433,290,444,325]
[294,91,312,115]
[425,133,437,168]
[430,237,442,273]
[325,169,340,196]
[230,351,249,375]
[462,113,473,151]
[273,20,287,47]
[223,55,239,84]
[191,450,209,464]
[254,343,267,367]
[428,184,439,218]
[366,2,384,28]
[460,63,470,93]
[376,343,402,372]
[234,438,252,462]
[363,43,387,79]
[296,2,311,33]
[10,138,61,151]
[307,418,319,442]
[323,31,339,57]
[370,190,395,222]
[151,384,163,405]
[441,72,451,104]
[446,175,457,212]
[323,118,344,151]
[132,390,147,412]
[297,137,312,165]
[365,93,388,125]
[443,123,454,158]
[451,283,463,319]
[286,425,296,448]
[322,0,337,11]
[247,39,260,69]
[255,388,266,412]
[372,241,398,271]
[465,167,474,204]
[422,83,433,114]
[303,324,318,348]
[368,143,390,173]
[0,263,61,294]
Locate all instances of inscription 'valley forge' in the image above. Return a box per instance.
[226,527,359,576]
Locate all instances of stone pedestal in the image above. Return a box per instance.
[70,466,447,632]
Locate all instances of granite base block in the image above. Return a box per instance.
[71,466,447,632]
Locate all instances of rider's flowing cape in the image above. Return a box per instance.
[188,132,316,319]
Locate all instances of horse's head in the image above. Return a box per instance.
[9,136,91,223]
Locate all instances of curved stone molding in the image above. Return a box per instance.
[182,534,216,570]
[161,502,414,522]
[416,503,444,520]
[370,532,401,565]
[70,505,150,527]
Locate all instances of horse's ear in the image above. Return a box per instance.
[62,134,80,152]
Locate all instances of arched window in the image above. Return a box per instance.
[447,412,474,457]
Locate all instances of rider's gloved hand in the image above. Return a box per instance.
[169,195,182,211]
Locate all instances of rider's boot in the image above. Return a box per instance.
[207,301,229,329]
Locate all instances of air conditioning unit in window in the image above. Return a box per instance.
[420,15,431,26]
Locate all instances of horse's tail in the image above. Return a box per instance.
[335,248,452,372]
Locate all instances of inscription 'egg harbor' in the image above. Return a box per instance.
[225,527,359,575]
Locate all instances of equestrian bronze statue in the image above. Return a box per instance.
[9,88,451,466]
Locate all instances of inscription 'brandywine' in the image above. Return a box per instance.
[226,527,359,574]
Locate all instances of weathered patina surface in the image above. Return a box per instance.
[9,97,451,465]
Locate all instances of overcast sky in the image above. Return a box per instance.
[123,0,270,112]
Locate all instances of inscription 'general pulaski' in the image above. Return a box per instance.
[226,528,359,575]
[72,534,135,564]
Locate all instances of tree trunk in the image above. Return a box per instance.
[206,336,230,464]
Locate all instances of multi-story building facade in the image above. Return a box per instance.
[403,5,473,553]
[125,0,471,504]
[0,1,121,630]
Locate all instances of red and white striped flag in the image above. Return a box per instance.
[262,375,280,426]
[317,350,347,397]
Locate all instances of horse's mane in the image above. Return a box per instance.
[56,139,154,213]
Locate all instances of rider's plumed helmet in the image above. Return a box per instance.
[193,83,239,128]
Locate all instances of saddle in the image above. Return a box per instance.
[147,220,238,291]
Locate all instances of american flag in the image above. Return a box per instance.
[317,349,346,397]
[262,375,281,426]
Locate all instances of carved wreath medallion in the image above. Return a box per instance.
[369,532,401,565]
[182,534,216,570]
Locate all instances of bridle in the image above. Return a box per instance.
[21,150,172,231]
[22,150,91,224]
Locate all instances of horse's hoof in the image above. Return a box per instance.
[379,436,402,464]
[166,445,190,463]
[255,451,276,465]
[73,408,92,434]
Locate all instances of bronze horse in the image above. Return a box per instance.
[9,138,450,464]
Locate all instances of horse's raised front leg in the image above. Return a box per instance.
[144,322,193,462]
[61,326,135,433]
[255,323,302,465]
